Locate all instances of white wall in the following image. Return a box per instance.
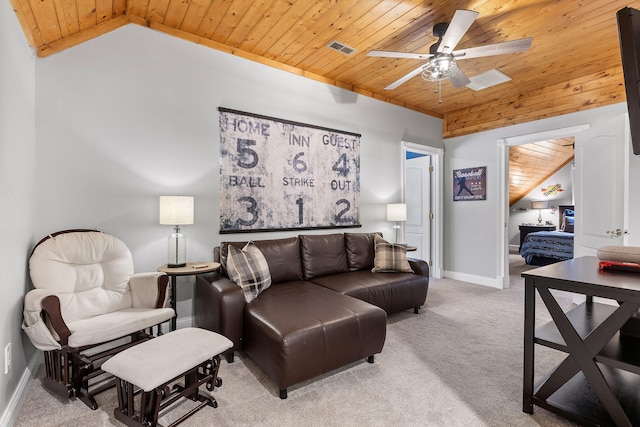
[0,1,37,426]
[33,25,444,323]
[444,103,633,286]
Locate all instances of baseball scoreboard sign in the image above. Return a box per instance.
[219,108,361,233]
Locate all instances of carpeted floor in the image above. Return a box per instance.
[14,254,578,426]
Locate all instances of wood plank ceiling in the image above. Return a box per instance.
[509,138,574,206]
[8,0,622,204]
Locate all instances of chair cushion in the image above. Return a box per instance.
[227,242,272,303]
[372,236,414,273]
[67,307,175,348]
[102,328,233,392]
[29,231,135,323]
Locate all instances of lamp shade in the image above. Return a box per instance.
[387,203,407,222]
[159,196,194,225]
[530,200,549,210]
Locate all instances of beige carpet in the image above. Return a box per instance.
[14,255,578,426]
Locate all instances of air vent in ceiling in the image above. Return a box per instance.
[466,69,512,91]
[327,40,356,55]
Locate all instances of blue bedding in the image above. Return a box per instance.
[520,231,574,264]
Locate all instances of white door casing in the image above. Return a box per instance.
[499,124,592,289]
[402,142,443,278]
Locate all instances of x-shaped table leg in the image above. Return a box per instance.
[535,286,639,426]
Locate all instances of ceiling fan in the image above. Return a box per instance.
[367,10,532,100]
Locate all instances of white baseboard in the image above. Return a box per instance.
[177,315,195,329]
[443,270,504,289]
[0,351,42,427]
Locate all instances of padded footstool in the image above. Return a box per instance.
[102,327,232,427]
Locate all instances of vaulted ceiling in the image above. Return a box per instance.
[8,0,623,203]
[10,0,629,138]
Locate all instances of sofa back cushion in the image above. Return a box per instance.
[220,237,303,284]
[299,233,349,279]
[345,232,381,271]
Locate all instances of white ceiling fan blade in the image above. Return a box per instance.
[367,50,433,60]
[384,64,426,90]
[448,64,471,89]
[453,37,532,60]
[437,9,479,54]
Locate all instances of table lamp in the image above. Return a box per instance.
[159,196,194,267]
[387,203,407,243]
[531,200,549,224]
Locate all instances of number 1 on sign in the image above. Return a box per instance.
[296,198,304,224]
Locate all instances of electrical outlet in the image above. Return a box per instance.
[4,343,11,374]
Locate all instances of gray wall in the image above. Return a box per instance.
[0,1,37,424]
[444,103,640,286]
[32,27,444,330]
[3,22,444,423]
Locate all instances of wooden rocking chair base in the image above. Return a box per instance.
[112,358,223,427]
[41,330,155,410]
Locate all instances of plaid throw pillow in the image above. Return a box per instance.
[372,236,414,273]
[227,242,272,303]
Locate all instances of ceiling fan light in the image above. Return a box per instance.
[421,55,456,82]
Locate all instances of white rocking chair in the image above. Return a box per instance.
[22,229,175,409]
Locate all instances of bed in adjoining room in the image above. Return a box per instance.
[520,205,574,266]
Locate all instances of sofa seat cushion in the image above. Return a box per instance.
[309,270,428,314]
[243,281,386,390]
[67,307,175,348]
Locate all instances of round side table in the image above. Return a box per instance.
[158,262,220,331]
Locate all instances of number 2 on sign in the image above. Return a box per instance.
[294,198,351,224]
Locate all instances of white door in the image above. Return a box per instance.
[404,153,431,263]
[575,114,629,254]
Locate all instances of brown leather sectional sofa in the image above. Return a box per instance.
[194,232,430,399]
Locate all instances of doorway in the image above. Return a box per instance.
[499,116,629,297]
[402,142,443,278]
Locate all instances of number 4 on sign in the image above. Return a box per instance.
[332,154,349,177]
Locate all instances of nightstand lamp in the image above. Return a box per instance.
[387,203,407,243]
[531,200,549,224]
[159,196,194,268]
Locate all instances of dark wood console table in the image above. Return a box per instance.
[522,256,640,427]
